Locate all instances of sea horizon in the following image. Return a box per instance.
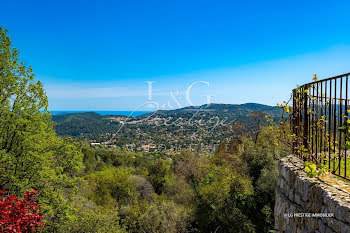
[50,110,152,117]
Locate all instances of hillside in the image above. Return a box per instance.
[52,103,282,148]
[141,103,281,118]
[52,112,121,137]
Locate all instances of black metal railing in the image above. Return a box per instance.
[292,72,350,181]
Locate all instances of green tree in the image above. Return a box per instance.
[0,27,84,231]
[239,126,290,232]
[60,194,125,233]
[138,199,191,233]
[84,167,136,206]
[196,161,255,233]
[148,159,171,194]
[82,146,97,173]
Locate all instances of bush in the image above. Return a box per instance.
[0,190,43,233]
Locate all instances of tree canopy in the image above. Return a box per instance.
[0,27,84,231]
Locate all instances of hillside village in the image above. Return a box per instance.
[53,103,282,154]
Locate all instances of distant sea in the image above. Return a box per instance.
[50,111,152,117]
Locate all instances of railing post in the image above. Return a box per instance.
[292,89,297,155]
[303,89,308,156]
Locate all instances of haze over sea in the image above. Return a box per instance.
[50,111,151,117]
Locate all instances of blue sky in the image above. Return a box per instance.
[1,0,350,110]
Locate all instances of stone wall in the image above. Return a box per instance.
[274,155,350,233]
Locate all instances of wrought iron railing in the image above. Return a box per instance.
[292,72,350,181]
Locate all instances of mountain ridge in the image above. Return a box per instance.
[138,103,281,118]
[51,103,282,138]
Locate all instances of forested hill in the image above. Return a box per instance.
[52,103,282,139]
[51,112,101,123]
[141,103,282,117]
[52,112,121,137]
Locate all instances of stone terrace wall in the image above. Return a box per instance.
[274,155,350,233]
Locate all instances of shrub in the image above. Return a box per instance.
[0,190,43,232]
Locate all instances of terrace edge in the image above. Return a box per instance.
[274,155,350,233]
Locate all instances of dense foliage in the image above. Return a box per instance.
[66,125,289,233]
[0,190,43,232]
[0,27,84,232]
[53,112,120,137]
